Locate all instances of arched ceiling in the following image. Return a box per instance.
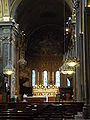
[14,0,72,60]
[10,0,73,16]
[15,0,72,34]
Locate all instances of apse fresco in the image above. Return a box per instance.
[27,25,64,57]
[30,38,62,56]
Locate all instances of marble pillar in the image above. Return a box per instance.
[83,7,90,119]
[74,0,82,101]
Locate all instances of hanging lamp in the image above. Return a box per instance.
[65,57,80,67]
[60,0,74,75]
[64,7,80,68]
[60,63,75,75]
[3,60,15,75]
[3,25,15,75]
[18,30,27,67]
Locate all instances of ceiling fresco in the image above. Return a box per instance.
[27,25,64,57]
[15,0,72,59]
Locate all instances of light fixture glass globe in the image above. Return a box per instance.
[67,61,77,67]
[60,63,75,75]
[4,69,14,75]
[67,70,75,75]
[61,70,75,75]
[3,61,15,75]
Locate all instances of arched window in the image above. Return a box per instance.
[43,70,48,86]
[55,71,60,87]
[32,70,36,87]
[67,78,70,87]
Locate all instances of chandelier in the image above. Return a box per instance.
[3,60,15,75]
[65,57,80,67]
[18,30,27,67]
[60,63,75,75]
[3,25,15,75]
[60,1,79,75]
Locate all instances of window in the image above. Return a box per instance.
[55,71,60,87]
[32,70,36,87]
[67,78,70,87]
[43,70,48,86]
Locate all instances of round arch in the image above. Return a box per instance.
[10,0,22,18]
[10,0,73,19]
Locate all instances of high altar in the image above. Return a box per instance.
[33,85,59,96]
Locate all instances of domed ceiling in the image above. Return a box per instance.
[15,0,72,60]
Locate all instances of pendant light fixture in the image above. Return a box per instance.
[18,31,27,67]
[61,63,75,75]
[65,57,80,67]
[65,9,80,68]
[60,0,75,75]
[3,25,15,75]
[3,60,15,75]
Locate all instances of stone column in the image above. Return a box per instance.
[74,0,82,101]
[73,72,76,100]
[83,7,90,119]
[76,67,81,101]
[79,33,86,101]
[10,27,16,98]
[1,22,15,101]
[15,46,20,97]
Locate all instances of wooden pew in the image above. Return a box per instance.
[0,101,84,119]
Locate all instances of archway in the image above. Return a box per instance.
[12,0,74,100]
